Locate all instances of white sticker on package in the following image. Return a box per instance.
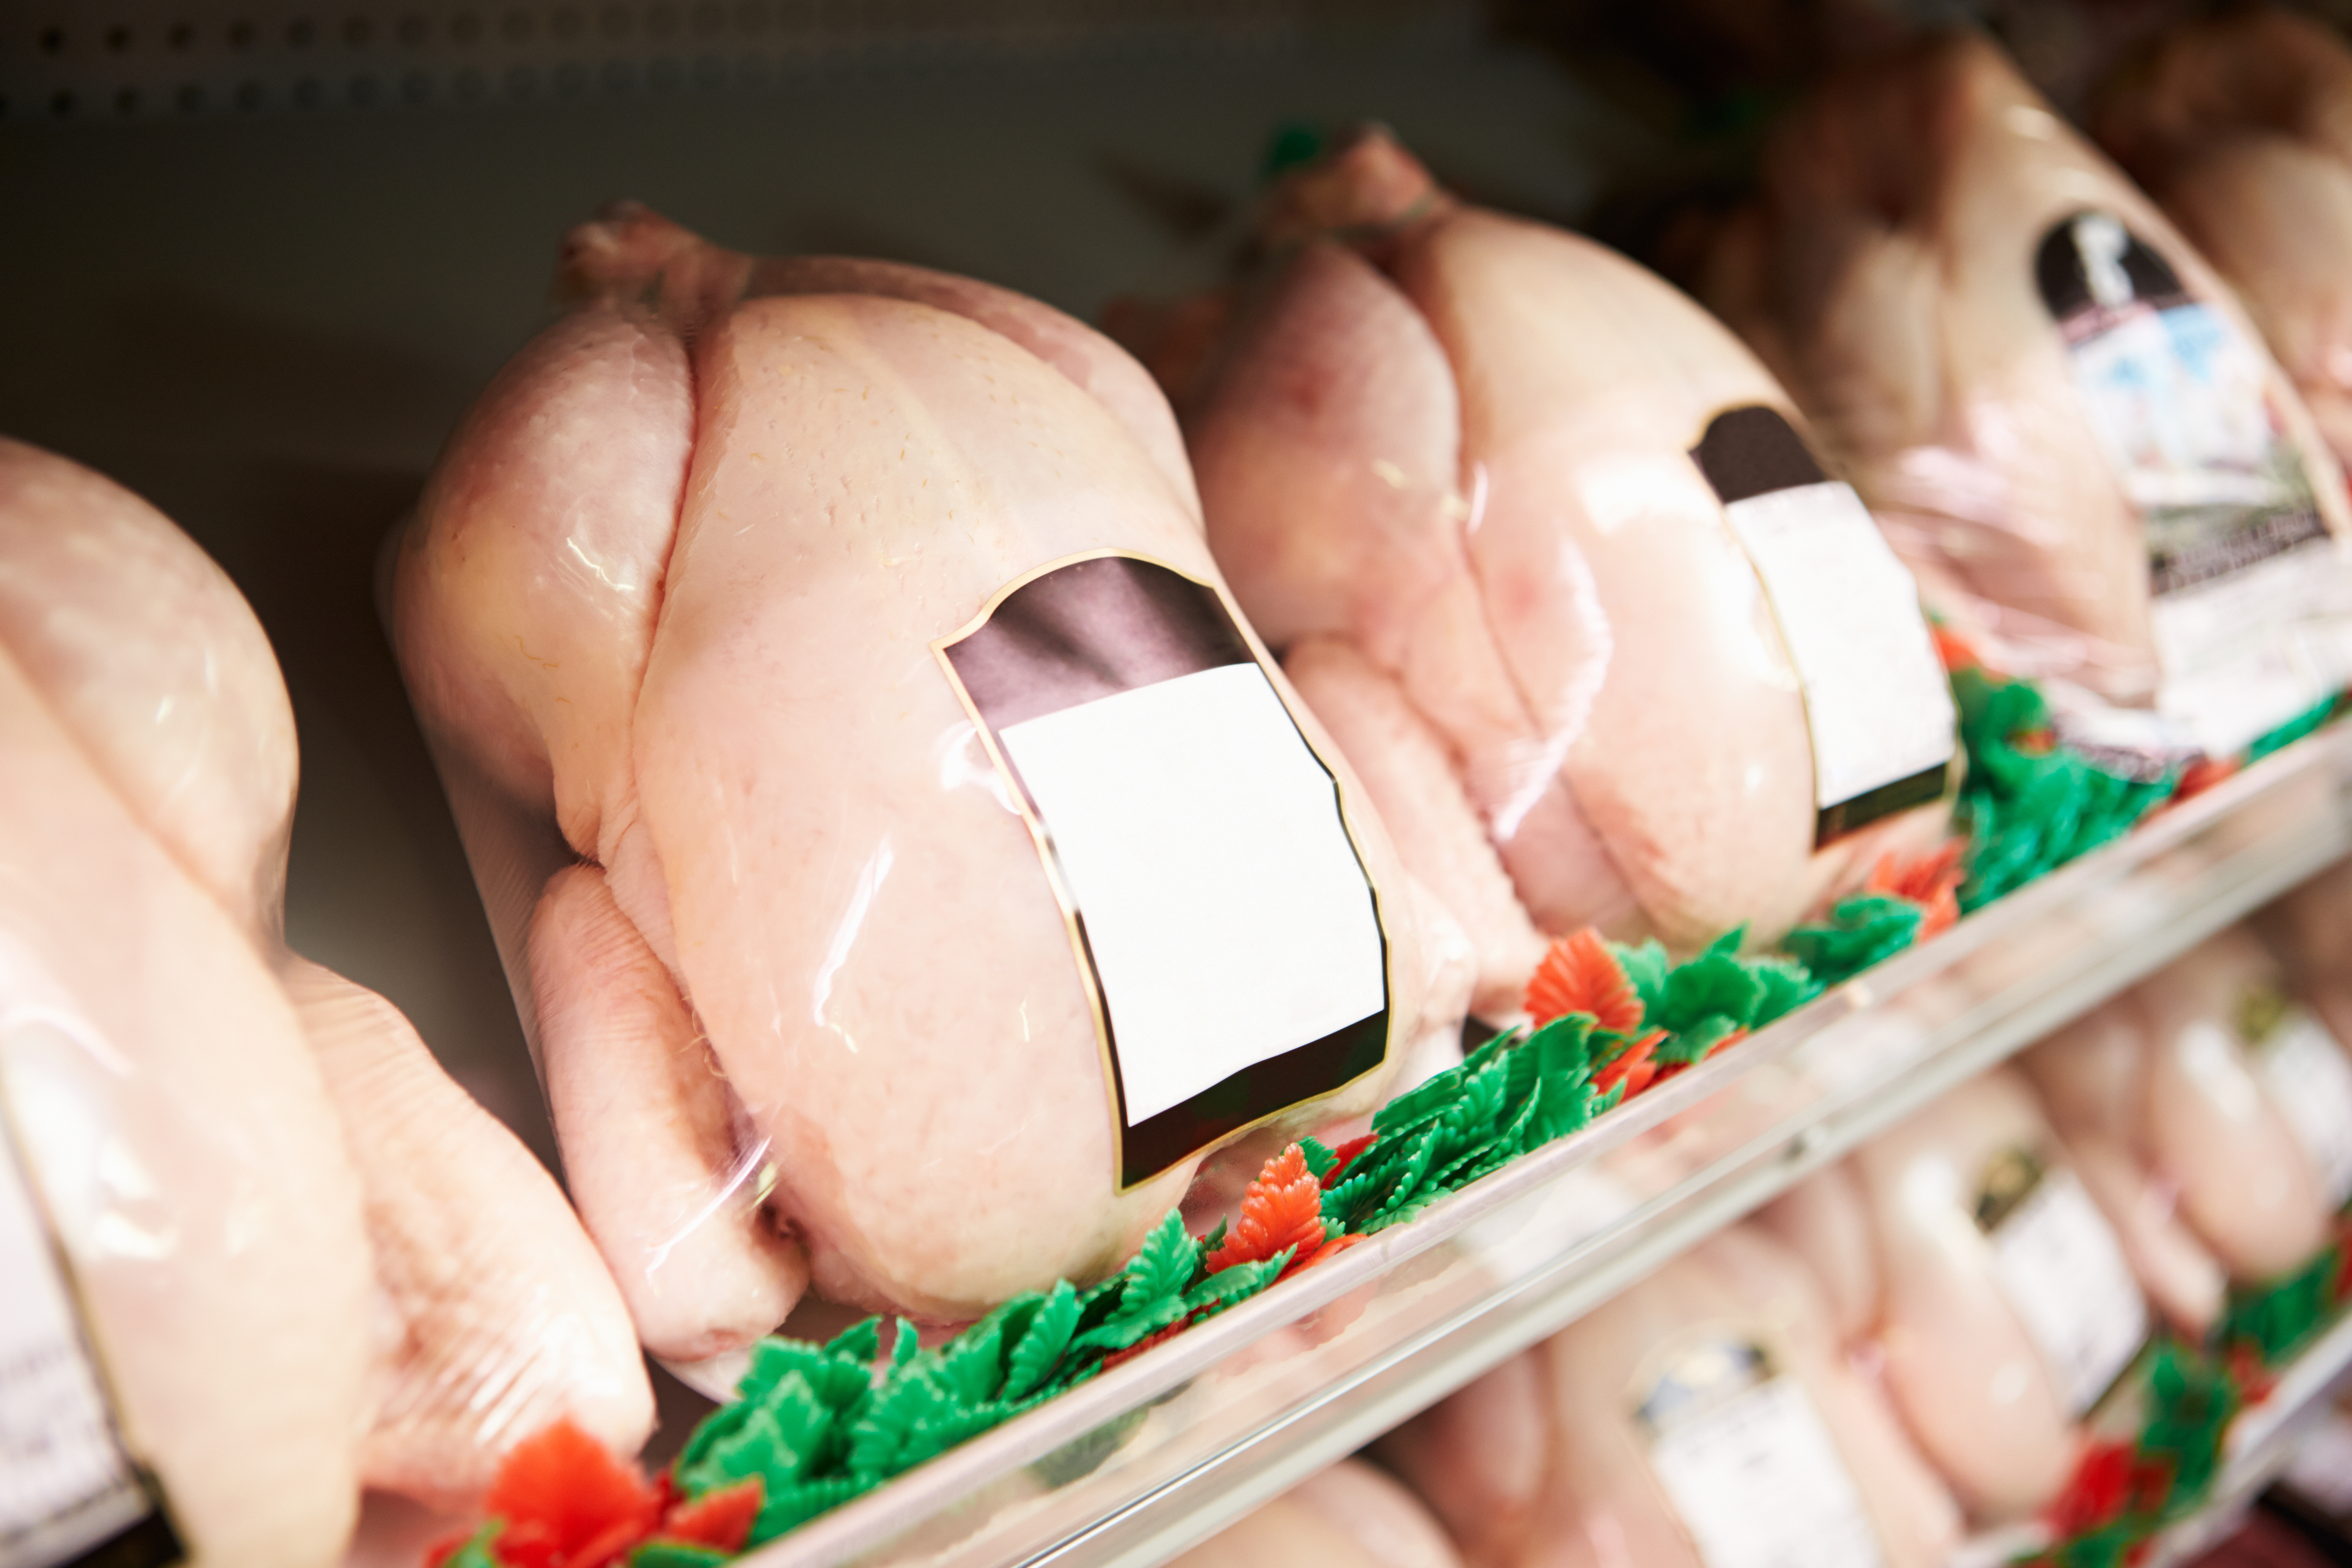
[0,1114,157,1567]
[2256,1008,2352,1208]
[1000,662,1387,1125]
[1723,481,1957,811]
[1986,1165,2149,1416]
[1648,1371,1885,1568]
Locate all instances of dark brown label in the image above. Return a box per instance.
[937,554,1391,1189]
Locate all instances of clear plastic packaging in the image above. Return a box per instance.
[1767,1068,2152,1523]
[1111,127,1959,1021]
[1377,1223,1961,1568]
[390,206,1464,1391]
[1167,1460,1464,1568]
[1704,31,2352,769]
[0,438,650,1562]
[2093,9,2352,470]
[2026,925,2352,1315]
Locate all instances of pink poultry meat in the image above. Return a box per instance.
[1125,128,1956,1015]
[1380,1225,1960,1568]
[393,206,1452,1376]
[0,438,652,1527]
[1706,32,2351,760]
[1840,1068,2152,1522]
[2028,928,2350,1298]
[2093,9,2352,468]
[1168,1459,1464,1568]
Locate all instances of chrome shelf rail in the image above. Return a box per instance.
[736,730,2352,1568]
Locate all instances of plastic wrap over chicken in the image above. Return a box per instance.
[2094,9,2352,471]
[1379,1226,1961,1568]
[2027,926,2352,1311]
[0,440,651,1561]
[1112,127,1958,1019]
[392,205,1463,1391]
[1706,31,2352,768]
[1771,1069,2154,1521]
[1166,1459,1465,1568]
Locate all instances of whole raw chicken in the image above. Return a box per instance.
[1379,1225,1960,1568]
[392,206,1456,1379]
[2094,8,2352,467]
[1167,1460,1465,1568]
[0,439,652,1541]
[2027,928,2351,1300]
[1120,128,1956,1015]
[1807,1068,2153,1521]
[1706,32,2351,753]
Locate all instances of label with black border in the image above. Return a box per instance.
[2036,210,2351,758]
[0,1079,182,1568]
[1636,1338,1885,1568]
[935,552,1392,1189]
[1692,407,1957,847]
[1975,1146,2148,1418]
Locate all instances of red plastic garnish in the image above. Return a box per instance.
[2172,756,2240,802]
[1930,624,1981,672]
[1593,1029,1665,1098]
[1208,1145,1326,1274]
[1323,1134,1376,1182]
[481,1419,663,1568]
[1525,930,1643,1034]
[2226,1341,2278,1404]
[1294,1233,1363,1274]
[652,1478,764,1553]
[2045,1440,2133,1537]
[1865,843,1965,940]
[2014,726,2058,756]
[1100,1321,1189,1372]
[1704,1028,1747,1058]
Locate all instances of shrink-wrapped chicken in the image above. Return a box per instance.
[1121,128,1957,1015]
[1380,1226,1960,1568]
[392,206,1461,1387]
[1780,1069,2155,1521]
[2094,9,2352,470]
[0,441,650,1558]
[2027,928,2352,1305]
[1708,33,2352,766]
[1168,1460,1465,1568]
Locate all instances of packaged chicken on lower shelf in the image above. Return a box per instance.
[390,206,1467,1393]
[0,440,650,1563]
[2027,926,2352,1328]
[2093,9,2352,471]
[1379,1225,1961,1568]
[1169,1459,1465,1568]
[1705,30,2352,773]
[1110,126,1960,1019]
[1759,1069,2156,1523]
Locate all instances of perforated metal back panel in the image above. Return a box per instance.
[0,0,1462,122]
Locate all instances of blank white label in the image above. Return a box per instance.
[1649,1373,1885,1568]
[2257,1008,2352,1208]
[1724,481,1957,811]
[1987,1166,2149,1417]
[1000,663,1386,1126]
[0,1112,153,1568]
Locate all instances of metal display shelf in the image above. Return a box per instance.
[726,729,2352,1568]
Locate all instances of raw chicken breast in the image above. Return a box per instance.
[1849,1068,2151,1521]
[2029,928,2346,1294]
[0,439,651,1512]
[1707,32,2350,747]
[394,209,1447,1364]
[1135,128,1956,1008]
[1168,1460,1463,1568]
[0,441,371,1566]
[2093,9,2352,465]
[1381,1227,1959,1568]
